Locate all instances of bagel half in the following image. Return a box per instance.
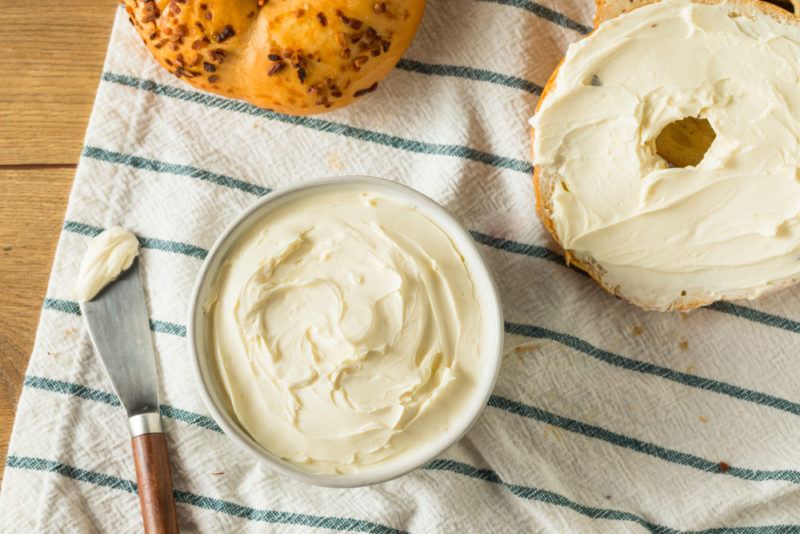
[595,0,799,24]
[531,0,800,311]
[123,0,426,115]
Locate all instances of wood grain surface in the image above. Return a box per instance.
[131,433,179,533]
[0,0,119,482]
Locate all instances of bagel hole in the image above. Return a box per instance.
[654,117,716,168]
[763,0,795,13]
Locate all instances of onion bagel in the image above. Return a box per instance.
[123,0,426,115]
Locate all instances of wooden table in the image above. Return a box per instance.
[0,0,120,481]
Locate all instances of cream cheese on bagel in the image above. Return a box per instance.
[531,0,800,310]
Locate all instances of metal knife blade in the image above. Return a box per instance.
[80,257,160,417]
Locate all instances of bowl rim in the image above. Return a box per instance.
[187,176,504,488]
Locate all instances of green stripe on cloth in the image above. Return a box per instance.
[81,145,271,197]
[505,321,800,418]
[25,375,221,432]
[171,489,406,533]
[159,404,221,433]
[22,375,800,532]
[42,298,185,338]
[64,220,209,260]
[5,456,406,533]
[468,230,591,277]
[469,230,570,267]
[7,456,136,493]
[24,375,119,407]
[708,301,800,335]
[475,0,592,34]
[488,396,800,484]
[694,527,800,534]
[50,219,800,420]
[149,320,187,337]
[426,459,676,534]
[43,297,81,315]
[63,220,103,238]
[395,59,543,94]
[99,72,533,174]
[139,237,207,260]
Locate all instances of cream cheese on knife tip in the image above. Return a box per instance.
[74,226,140,302]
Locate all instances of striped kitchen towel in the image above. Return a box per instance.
[2,1,800,532]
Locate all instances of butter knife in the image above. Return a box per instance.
[80,258,179,533]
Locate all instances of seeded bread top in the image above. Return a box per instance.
[123,0,426,115]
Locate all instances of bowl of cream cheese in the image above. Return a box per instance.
[188,177,503,487]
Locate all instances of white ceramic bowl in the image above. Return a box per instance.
[187,176,504,487]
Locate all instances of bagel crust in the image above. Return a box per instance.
[531,0,800,311]
[123,0,426,115]
[595,0,799,24]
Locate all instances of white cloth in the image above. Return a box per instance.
[3,1,800,532]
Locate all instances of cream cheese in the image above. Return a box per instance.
[74,226,140,302]
[530,0,800,309]
[207,190,482,474]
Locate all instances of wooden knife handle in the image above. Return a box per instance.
[131,433,179,534]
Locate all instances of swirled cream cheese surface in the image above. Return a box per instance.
[74,226,140,302]
[207,190,482,474]
[531,0,800,309]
